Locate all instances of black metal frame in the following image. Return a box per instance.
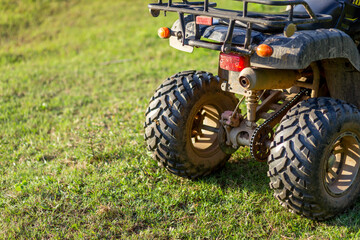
[148,0,332,55]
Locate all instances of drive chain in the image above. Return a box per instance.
[250,89,309,162]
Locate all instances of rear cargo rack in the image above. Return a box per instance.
[148,0,332,55]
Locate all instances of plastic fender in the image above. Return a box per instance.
[251,29,360,71]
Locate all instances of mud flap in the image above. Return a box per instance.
[169,36,194,53]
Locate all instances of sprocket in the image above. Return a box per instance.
[250,125,274,162]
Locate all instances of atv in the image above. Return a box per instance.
[144,0,360,220]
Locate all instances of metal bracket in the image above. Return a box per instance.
[178,12,186,46]
[221,20,235,53]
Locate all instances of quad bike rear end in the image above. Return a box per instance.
[144,0,360,220]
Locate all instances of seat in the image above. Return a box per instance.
[230,0,344,33]
[294,0,344,30]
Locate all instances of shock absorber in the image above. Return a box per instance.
[246,91,258,123]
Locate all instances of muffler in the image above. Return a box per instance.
[239,68,299,90]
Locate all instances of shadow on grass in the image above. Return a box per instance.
[203,156,269,194]
[326,201,360,231]
[201,154,360,231]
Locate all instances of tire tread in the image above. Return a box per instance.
[269,97,360,220]
[144,71,236,178]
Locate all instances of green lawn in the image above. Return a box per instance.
[1,0,360,238]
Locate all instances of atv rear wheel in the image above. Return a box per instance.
[268,97,360,220]
[144,71,237,178]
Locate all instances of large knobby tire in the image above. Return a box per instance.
[144,71,237,178]
[268,97,360,220]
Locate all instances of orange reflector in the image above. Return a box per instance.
[256,44,273,57]
[219,53,250,72]
[196,16,213,26]
[158,27,171,39]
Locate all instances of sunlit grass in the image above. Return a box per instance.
[0,0,359,238]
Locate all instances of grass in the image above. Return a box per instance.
[1,0,360,238]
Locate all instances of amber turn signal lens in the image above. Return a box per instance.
[158,27,171,39]
[256,44,273,57]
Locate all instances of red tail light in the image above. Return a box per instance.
[196,16,213,26]
[219,53,250,72]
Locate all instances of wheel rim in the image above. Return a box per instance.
[190,104,221,158]
[324,132,360,196]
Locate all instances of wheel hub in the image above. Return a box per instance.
[190,105,221,155]
[324,132,360,196]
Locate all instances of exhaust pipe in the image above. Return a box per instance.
[239,68,299,90]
